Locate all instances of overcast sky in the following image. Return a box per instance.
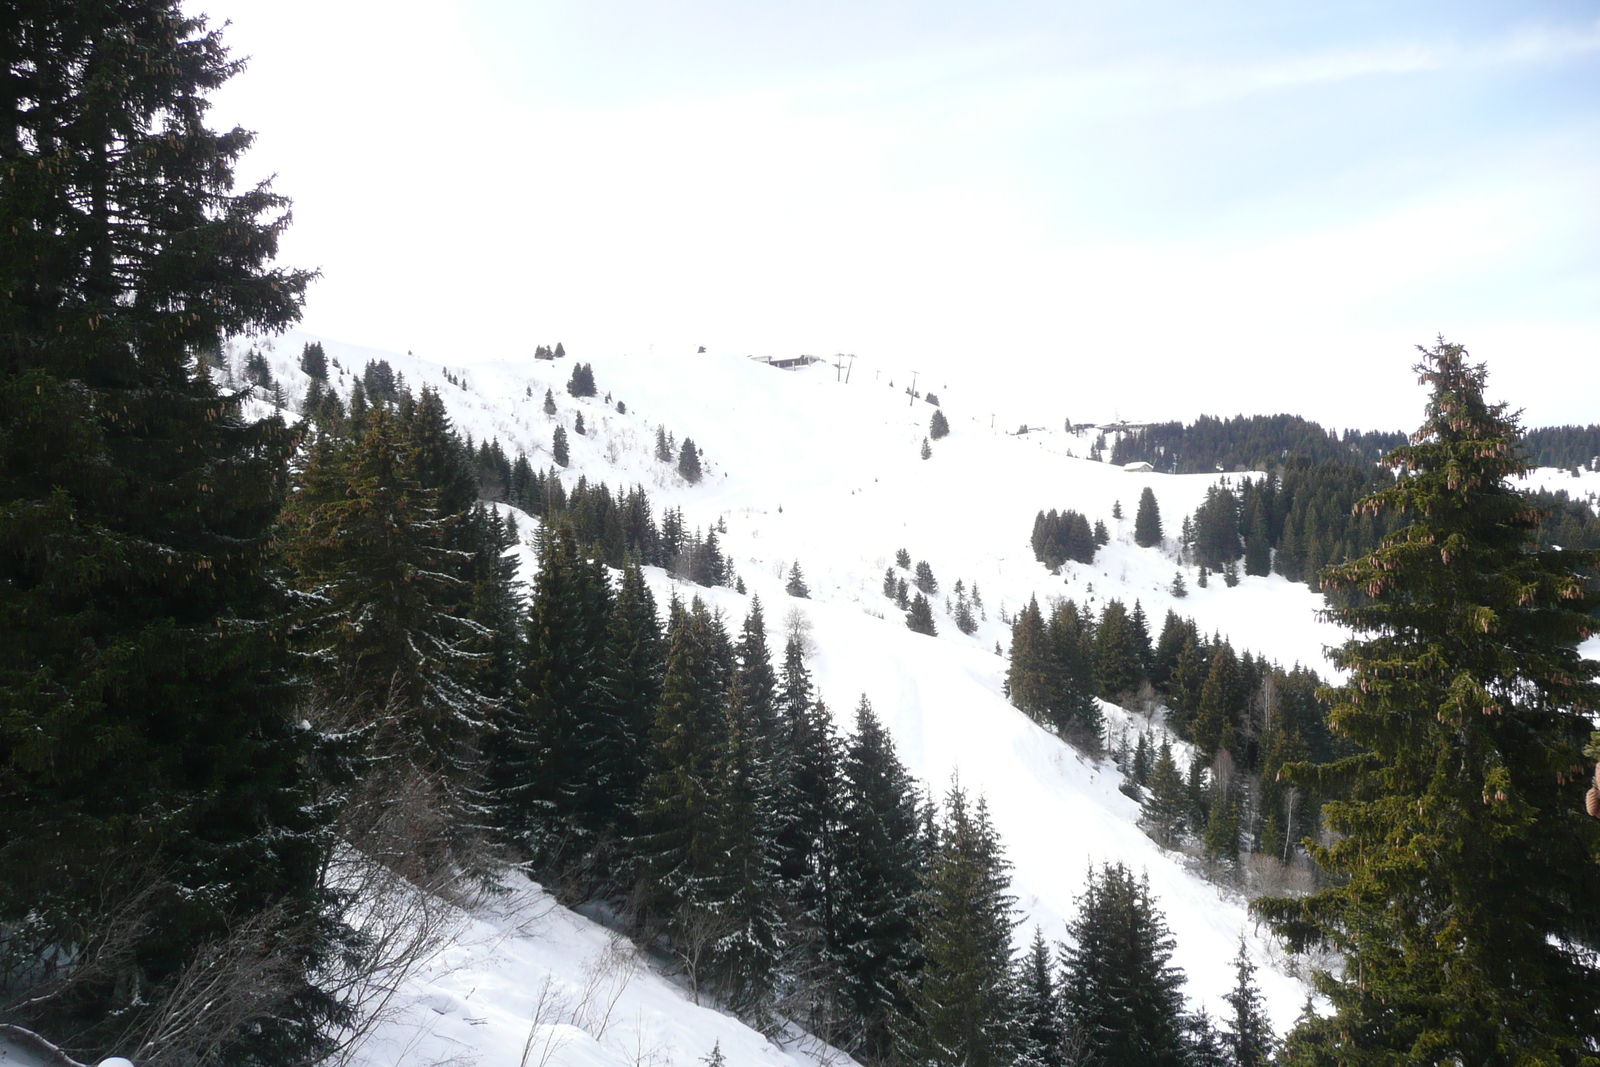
[203,0,1600,430]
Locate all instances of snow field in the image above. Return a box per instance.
[238,332,1597,1050]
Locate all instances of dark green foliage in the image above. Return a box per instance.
[1110,413,1405,473]
[1134,486,1163,547]
[772,638,841,1022]
[635,598,730,921]
[1059,863,1190,1067]
[1255,341,1600,1064]
[361,359,401,406]
[544,388,558,416]
[1092,599,1143,702]
[906,593,938,636]
[0,4,341,1057]
[1527,488,1600,555]
[300,341,328,381]
[553,424,570,466]
[896,548,911,569]
[1191,483,1242,569]
[1005,597,1101,751]
[655,425,672,461]
[574,411,586,436]
[833,698,924,1062]
[490,520,614,867]
[703,670,785,1021]
[1171,570,1188,597]
[1223,938,1275,1067]
[786,561,811,598]
[901,783,1018,1067]
[678,437,703,484]
[283,410,492,840]
[567,361,597,397]
[1140,741,1189,847]
[245,348,275,388]
[921,436,932,460]
[1093,519,1109,546]
[1521,423,1600,469]
[914,559,937,594]
[1031,509,1096,568]
[930,409,950,440]
[1015,929,1064,1067]
[1191,641,1241,758]
[883,567,898,599]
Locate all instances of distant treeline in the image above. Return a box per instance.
[1109,414,1407,473]
[1522,424,1600,470]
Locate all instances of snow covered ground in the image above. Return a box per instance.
[236,333,1598,1060]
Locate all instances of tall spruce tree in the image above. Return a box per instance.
[1059,863,1190,1067]
[636,598,730,925]
[1134,486,1164,548]
[491,519,614,868]
[833,698,924,1062]
[1255,342,1600,1064]
[0,4,336,1059]
[1015,928,1065,1067]
[1223,937,1275,1067]
[283,409,492,857]
[901,783,1018,1067]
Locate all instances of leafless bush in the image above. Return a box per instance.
[121,902,310,1067]
[313,759,487,1067]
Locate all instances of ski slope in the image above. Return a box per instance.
[239,333,1599,1058]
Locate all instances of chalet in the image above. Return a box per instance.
[1122,461,1155,473]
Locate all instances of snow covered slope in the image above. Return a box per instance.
[238,332,1599,1054]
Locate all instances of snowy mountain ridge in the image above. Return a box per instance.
[226,332,1600,1067]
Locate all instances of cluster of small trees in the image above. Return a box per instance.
[882,550,951,636]
[567,361,598,397]
[1030,509,1101,568]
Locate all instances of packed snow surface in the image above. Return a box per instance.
[238,333,1599,1060]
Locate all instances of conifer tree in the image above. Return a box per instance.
[896,548,912,569]
[1093,600,1142,701]
[300,340,329,381]
[1059,864,1189,1067]
[772,637,841,1020]
[636,598,730,923]
[921,436,933,460]
[553,424,570,466]
[490,520,613,865]
[834,698,924,1062]
[914,559,938,594]
[930,409,950,440]
[1134,486,1164,547]
[284,408,491,849]
[1255,342,1600,1063]
[906,593,938,636]
[1006,597,1052,723]
[0,5,334,1053]
[597,561,664,833]
[896,577,910,609]
[883,566,899,599]
[1192,640,1241,757]
[678,437,704,484]
[575,410,586,436]
[655,425,672,461]
[544,388,558,415]
[1015,928,1065,1067]
[902,784,1018,1067]
[786,561,812,598]
[1223,938,1275,1067]
[1140,740,1189,847]
[705,673,785,1021]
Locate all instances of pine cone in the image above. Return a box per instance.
[1587,783,1600,820]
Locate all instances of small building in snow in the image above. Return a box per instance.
[1122,461,1155,473]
